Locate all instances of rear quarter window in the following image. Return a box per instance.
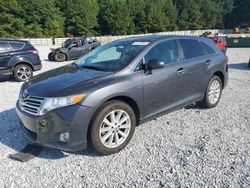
[201,41,216,55]
[9,42,25,50]
[179,39,205,59]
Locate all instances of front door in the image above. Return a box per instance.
[69,40,83,59]
[142,39,188,117]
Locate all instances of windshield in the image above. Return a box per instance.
[62,39,72,48]
[75,41,148,72]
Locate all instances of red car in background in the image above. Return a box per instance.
[200,32,227,54]
[208,35,227,54]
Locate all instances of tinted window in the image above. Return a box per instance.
[0,42,12,52]
[201,42,216,55]
[145,40,179,65]
[9,42,24,50]
[179,39,205,59]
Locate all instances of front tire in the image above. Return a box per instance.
[200,76,222,108]
[48,52,54,61]
[13,64,33,82]
[54,53,66,62]
[90,100,136,155]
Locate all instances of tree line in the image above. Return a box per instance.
[0,0,249,38]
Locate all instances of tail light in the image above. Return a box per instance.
[29,50,39,56]
[224,56,228,64]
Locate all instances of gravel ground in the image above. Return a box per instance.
[0,47,249,188]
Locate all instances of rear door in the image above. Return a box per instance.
[142,39,189,117]
[80,39,91,56]
[177,39,208,101]
[0,42,13,74]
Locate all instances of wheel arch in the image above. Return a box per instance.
[12,61,34,71]
[106,96,140,126]
[213,71,225,88]
[86,95,141,146]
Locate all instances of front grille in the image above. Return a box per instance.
[19,95,45,116]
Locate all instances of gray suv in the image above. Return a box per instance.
[16,35,228,155]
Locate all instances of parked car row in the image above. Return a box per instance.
[0,37,101,81]
[15,35,229,155]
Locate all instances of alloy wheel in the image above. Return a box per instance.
[99,109,131,149]
[208,79,221,104]
[17,66,31,81]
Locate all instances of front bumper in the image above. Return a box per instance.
[16,101,95,152]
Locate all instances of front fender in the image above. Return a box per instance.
[80,73,144,117]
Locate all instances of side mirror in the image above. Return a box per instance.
[147,59,165,70]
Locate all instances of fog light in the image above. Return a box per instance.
[60,133,69,143]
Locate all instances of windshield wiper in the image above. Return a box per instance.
[81,65,104,71]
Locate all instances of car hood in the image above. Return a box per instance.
[25,64,114,97]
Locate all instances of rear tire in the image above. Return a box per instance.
[199,76,222,108]
[248,59,250,68]
[89,100,136,155]
[13,64,33,82]
[54,53,66,62]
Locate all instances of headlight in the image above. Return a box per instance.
[39,94,86,116]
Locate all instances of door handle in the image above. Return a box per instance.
[177,67,186,74]
[205,60,211,65]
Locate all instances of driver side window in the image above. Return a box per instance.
[72,41,80,48]
[144,40,179,65]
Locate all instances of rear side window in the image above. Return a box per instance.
[179,39,205,59]
[9,42,25,50]
[201,42,216,55]
[145,40,179,65]
[0,42,12,52]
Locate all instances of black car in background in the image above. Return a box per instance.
[0,39,42,81]
[48,37,101,62]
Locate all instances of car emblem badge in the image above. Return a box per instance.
[22,89,28,99]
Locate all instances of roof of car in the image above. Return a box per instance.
[0,38,29,43]
[114,35,202,43]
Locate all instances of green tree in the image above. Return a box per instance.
[178,0,203,30]
[18,0,64,37]
[98,0,134,35]
[199,0,219,29]
[230,0,250,28]
[0,0,25,37]
[64,0,99,36]
[145,0,167,33]
[163,0,178,31]
[127,0,147,33]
